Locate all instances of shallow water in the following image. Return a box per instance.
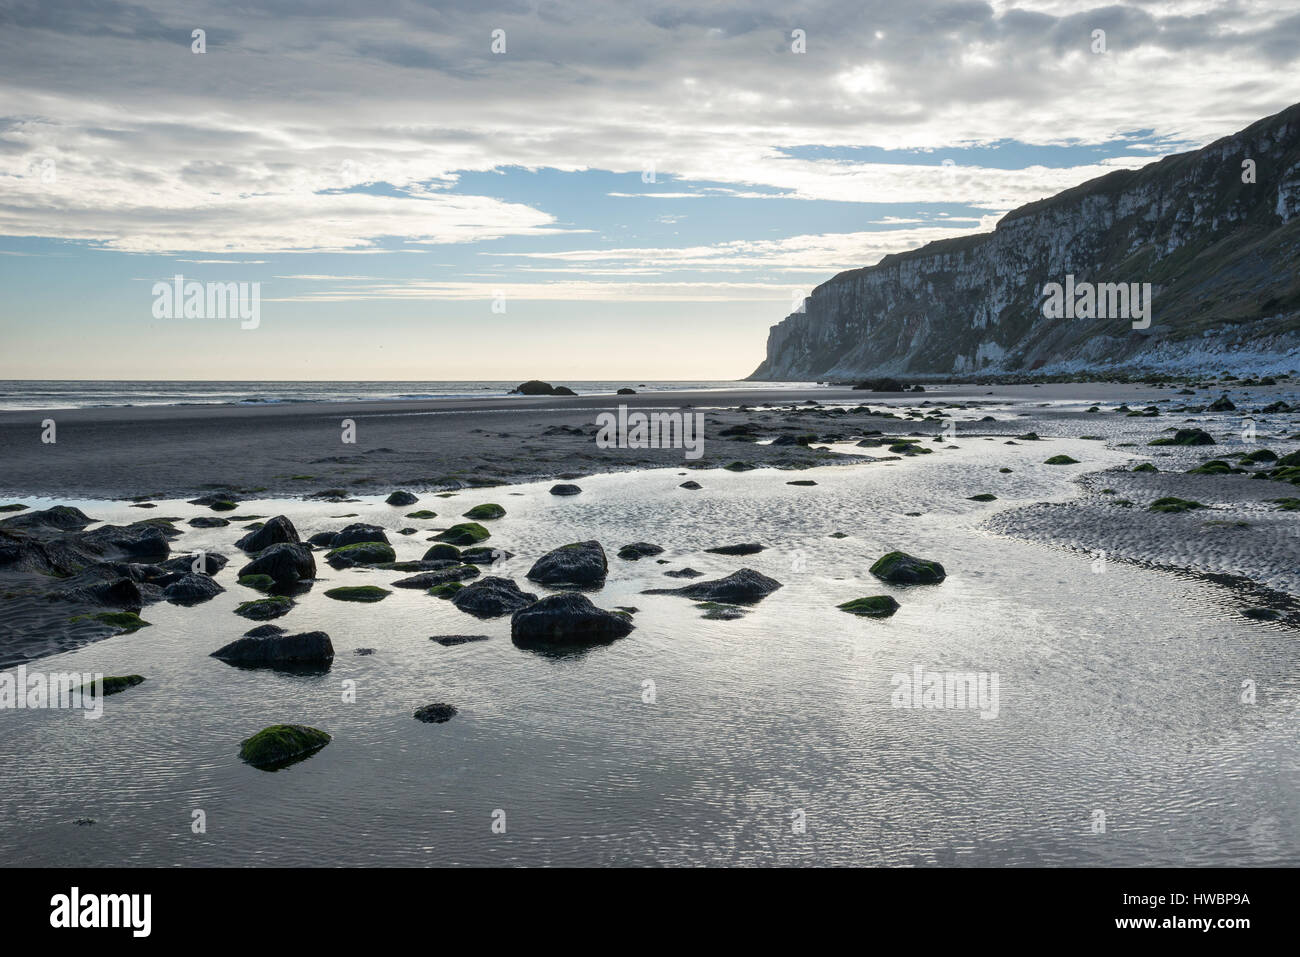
[1,434,1297,866]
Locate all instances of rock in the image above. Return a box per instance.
[1148,497,1206,513]
[392,565,480,588]
[429,582,465,598]
[786,480,817,486]
[1243,607,1282,621]
[838,595,900,617]
[160,552,227,576]
[663,567,704,578]
[462,503,505,520]
[162,573,225,606]
[0,503,28,513]
[78,522,173,562]
[324,585,391,602]
[73,611,150,632]
[1,505,94,531]
[330,523,391,548]
[526,540,608,587]
[234,596,295,620]
[1149,428,1216,446]
[188,493,240,509]
[243,624,286,638]
[617,388,637,395]
[704,543,765,556]
[188,516,230,528]
[510,592,634,646]
[431,634,490,646]
[325,541,397,567]
[385,490,418,506]
[643,568,783,603]
[213,630,334,667]
[432,522,490,545]
[84,675,146,696]
[617,542,664,560]
[238,574,275,591]
[1043,455,1079,465]
[549,483,583,496]
[967,493,998,502]
[451,576,538,618]
[405,510,438,519]
[422,543,462,561]
[235,515,300,552]
[413,703,458,723]
[869,551,946,584]
[460,546,511,565]
[553,386,577,396]
[239,724,331,769]
[1208,395,1236,412]
[511,379,559,395]
[238,542,316,587]
[696,602,746,620]
[679,480,702,490]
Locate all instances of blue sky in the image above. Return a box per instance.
[1,0,1297,380]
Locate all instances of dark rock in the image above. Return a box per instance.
[618,542,664,561]
[663,567,704,578]
[160,552,228,576]
[330,523,390,548]
[431,634,490,646]
[526,540,608,587]
[510,592,634,646]
[213,630,334,667]
[616,388,637,395]
[235,515,300,552]
[460,546,512,565]
[243,624,286,639]
[234,596,295,621]
[643,568,782,603]
[679,480,702,490]
[422,543,462,561]
[413,702,458,723]
[392,564,480,588]
[188,516,230,528]
[239,724,330,769]
[432,522,490,545]
[451,576,538,618]
[162,573,225,606]
[838,595,900,617]
[549,483,583,496]
[238,543,316,587]
[325,541,397,567]
[704,543,765,556]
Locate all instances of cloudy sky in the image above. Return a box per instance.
[2,0,1298,381]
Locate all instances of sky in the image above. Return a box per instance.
[1,0,1298,381]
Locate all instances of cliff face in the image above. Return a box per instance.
[750,104,1300,380]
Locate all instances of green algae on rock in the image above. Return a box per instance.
[432,522,490,545]
[838,595,900,617]
[869,551,946,585]
[239,724,331,769]
[324,585,391,602]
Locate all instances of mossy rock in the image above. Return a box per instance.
[74,611,150,633]
[1132,463,1158,473]
[462,503,505,520]
[837,595,900,618]
[432,522,490,545]
[235,596,294,620]
[967,493,997,502]
[326,541,397,565]
[1043,455,1079,465]
[324,585,391,602]
[0,503,28,512]
[78,675,145,696]
[869,551,946,584]
[210,500,238,512]
[998,468,1013,473]
[422,543,462,561]
[237,574,276,592]
[1240,449,1278,464]
[428,582,465,599]
[1271,498,1300,511]
[1149,497,1206,513]
[405,510,438,519]
[1187,460,1237,475]
[722,462,755,472]
[239,724,331,769]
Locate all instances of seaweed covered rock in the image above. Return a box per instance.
[617,542,664,561]
[392,564,480,588]
[325,541,397,567]
[869,551,946,585]
[324,585,390,602]
[704,543,765,556]
[462,503,505,520]
[526,540,608,587]
[450,576,538,618]
[838,595,900,617]
[385,490,419,506]
[413,702,458,723]
[510,592,634,646]
[1149,428,1215,447]
[239,724,331,769]
[432,522,490,545]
